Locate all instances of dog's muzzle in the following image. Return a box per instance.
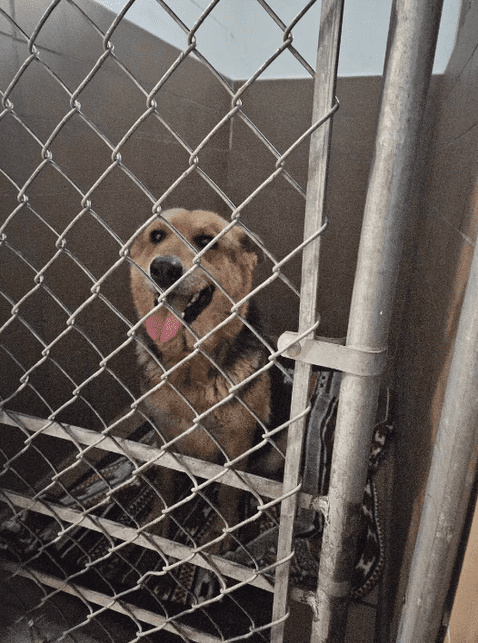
[149,256,215,324]
[150,255,183,289]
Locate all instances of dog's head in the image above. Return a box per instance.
[130,209,262,355]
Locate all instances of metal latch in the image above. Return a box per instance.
[277,331,387,377]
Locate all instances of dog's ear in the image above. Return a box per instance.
[234,227,264,265]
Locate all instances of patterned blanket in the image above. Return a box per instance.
[0,368,393,632]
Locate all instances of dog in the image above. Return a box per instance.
[129,208,272,553]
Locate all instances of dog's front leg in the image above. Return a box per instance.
[208,482,245,555]
[142,411,204,544]
[204,410,259,556]
[142,459,178,541]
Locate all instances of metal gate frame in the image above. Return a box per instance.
[1,0,468,642]
[305,1,444,641]
[0,1,351,641]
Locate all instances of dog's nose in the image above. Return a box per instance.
[150,256,183,289]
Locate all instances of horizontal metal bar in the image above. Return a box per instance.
[1,488,275,593]
[277,332,387,376]
[1,488,313,606]
[0,410,328,515]
[0,559,222,643]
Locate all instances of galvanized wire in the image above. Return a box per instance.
[0,1,337,641]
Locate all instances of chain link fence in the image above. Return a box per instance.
[0,1,394,641]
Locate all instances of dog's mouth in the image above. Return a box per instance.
[148,284,215,343]
[154,284,215,324]
[182,284,215,324]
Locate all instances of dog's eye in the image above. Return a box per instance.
[150,229,164,244]
[194,234,217,250]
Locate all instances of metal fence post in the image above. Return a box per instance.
[310,1,443,641]
[270,1,344,641]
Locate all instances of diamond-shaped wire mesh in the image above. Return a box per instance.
[0,1,335,640]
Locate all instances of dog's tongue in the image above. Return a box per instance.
[145,311,182,343]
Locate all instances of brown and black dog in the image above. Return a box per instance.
[129,208,272,552]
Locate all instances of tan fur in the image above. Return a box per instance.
[129,209,270,552]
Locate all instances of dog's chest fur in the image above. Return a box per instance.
[136,322,271,461]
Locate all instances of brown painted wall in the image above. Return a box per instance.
[449,497,478,642]
[0,0,381,441]
[228,75,381,340]
[386,0,478,637]
[0,0,232,438]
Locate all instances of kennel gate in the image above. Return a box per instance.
[0,0,445,642]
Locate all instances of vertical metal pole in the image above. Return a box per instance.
[271,2,344,641]
[395,217,478,641]
[311,1,443,641]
